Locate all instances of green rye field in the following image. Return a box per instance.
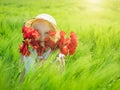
[0,0,120,90]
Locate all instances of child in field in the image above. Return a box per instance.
[19,14,78,81]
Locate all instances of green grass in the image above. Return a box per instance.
[0,0,120,90]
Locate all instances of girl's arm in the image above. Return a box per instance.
[56,53,65,71]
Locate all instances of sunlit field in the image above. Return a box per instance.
[0,0,120,90]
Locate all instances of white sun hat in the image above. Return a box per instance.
[35,14,57,25]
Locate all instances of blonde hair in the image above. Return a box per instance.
[24,18,60,43]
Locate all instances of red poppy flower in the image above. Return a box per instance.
[68,43,76,50]
[45,38,56,49]
[37,46,46,56]
[31,29,40,39]
[60,31,66,37]
[60,45,69,55]
[70,32,77,38]
[65,38,70,45]
[69,48,76,55]
[29,39,39,49]
[22,26,40,40]
[22,26,31,39]
[58,32,71,48]
[44,37,50,41]
[19,40,30,56]
[70,40,77,48]
[58,37,65,48]
[48,30,56,36]
[48,40,56,49]
[68,32,78,55]
[22,26,28,33]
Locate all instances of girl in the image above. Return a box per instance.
[19,14,78,81]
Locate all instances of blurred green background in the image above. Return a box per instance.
[0,0,120,90]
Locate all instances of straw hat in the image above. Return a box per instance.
[24,14,57,29]
[23,14,60,43]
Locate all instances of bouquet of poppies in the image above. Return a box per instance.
[20,25,78,57]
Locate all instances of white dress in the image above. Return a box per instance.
[23,49,37,75]
[23,49,51,75]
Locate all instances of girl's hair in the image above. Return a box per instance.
[24,18,60,43]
